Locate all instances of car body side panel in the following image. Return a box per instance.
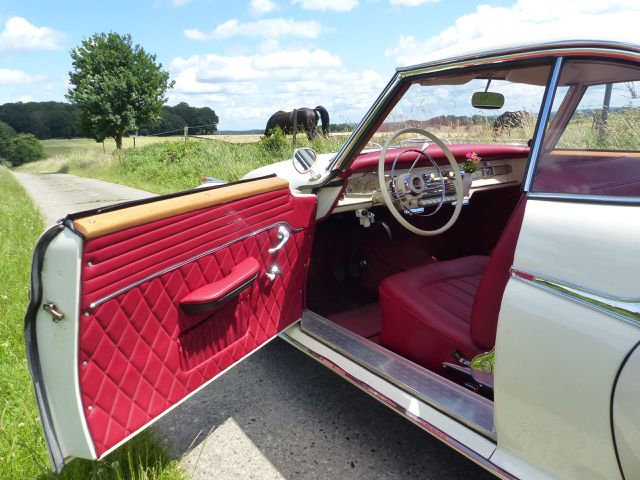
[35,228,95,463]
[612,342,640,479]
[493,199,640,479]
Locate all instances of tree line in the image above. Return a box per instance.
[0,101,218,140]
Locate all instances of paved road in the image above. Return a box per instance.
[14,171,494,480]
[12,172,154,225]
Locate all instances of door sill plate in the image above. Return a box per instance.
[300,310,495,439]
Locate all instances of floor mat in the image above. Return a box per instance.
[327,303,382,340]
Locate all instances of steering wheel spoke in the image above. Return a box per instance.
[378,127,464,236]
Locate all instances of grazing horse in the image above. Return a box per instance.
[265,106,330,140]
[493,110,532,137]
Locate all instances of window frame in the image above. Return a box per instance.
[524,56,640,205]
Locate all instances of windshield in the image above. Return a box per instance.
[364,64,552,152]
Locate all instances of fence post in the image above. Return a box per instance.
[292,109,298,146]
[133,136,136,148]
[598,83,613,142]
[184,126,189,142]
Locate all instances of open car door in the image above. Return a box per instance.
[25,176,316,472]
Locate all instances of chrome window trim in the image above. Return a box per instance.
[511,267,640,328]
[88,221,302,309]
[328,42,640,175]
[522,57,563,191]
[527,191,640,205]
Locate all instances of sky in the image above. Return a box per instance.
[0,0,639,130]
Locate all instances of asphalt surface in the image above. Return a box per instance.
[14,171,494,480]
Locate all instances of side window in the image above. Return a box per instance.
[532,59,640,197]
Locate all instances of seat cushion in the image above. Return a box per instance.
[379,256,489,374]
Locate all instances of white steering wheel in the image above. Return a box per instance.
[377,127,464,236]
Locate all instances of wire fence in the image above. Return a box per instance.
[128,123,220,146]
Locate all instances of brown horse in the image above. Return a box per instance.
[265,106,330,140]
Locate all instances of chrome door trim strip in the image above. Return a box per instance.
[88,221,302,309]
[299,310,496,440]
[527,191,640,205]
[522,56,563,191]
[511,267,640,327]
[280,329,516,480]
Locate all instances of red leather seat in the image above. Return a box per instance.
[379,196,527,374]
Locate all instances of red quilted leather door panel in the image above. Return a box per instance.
[76,185,316,457]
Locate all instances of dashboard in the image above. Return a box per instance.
[333,145,528,213]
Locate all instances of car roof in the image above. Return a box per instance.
[398,38,640,74]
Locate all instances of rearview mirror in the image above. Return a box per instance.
[292,148,317,173]
[471,91,505,110]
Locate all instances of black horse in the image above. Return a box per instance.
[493,110,532,134]
[265,106,330,140]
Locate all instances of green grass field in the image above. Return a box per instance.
[19,132,349,194]
[0,168,185,479]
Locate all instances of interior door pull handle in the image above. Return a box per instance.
[180,257,259,314]
[268,226,290,253]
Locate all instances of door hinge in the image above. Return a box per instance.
[43,302,65,322]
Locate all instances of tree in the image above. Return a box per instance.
[67,32,174,149]
[0,121,16,158]
[6,133,44,166]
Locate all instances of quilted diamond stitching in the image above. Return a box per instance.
[78,192,315,456]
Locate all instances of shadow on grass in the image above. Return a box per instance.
[37,431,185,480]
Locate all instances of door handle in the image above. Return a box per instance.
[180,257,259,314]
[268,226,290,254]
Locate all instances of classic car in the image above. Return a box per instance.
[26,40,640,479]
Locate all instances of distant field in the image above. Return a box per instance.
[22,108,640,194]
[22,133,350,194]
[40,133,266,157]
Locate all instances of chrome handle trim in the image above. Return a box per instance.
[267,226,290,254]
[265,265,281,281]
[89,221,302,309]
[511,267,640,327]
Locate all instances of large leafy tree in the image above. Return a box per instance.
[67,33,174,148]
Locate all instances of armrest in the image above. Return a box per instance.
[180,257,260,314]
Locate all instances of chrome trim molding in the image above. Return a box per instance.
[397,41,640,75]
[280,329,515,480]
[300,310,496,440]
[511,268,640,327]
[89,221,302,309]
[523,56,563,191]
[527,191,640,205]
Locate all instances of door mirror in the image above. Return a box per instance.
[471,91,505,110]
[292,148,317,173]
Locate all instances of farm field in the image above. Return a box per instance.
[16,107,640,195]
[18,132,350,194]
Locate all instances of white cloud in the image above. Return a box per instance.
[386,0,640,66]
[0,69,43,85]
[250,0,278,16]
[0,17,65,52]
[169,48,385,129]
[292,0,358,12]
[184,18,324,40]
[390,0,440,6]
[172,0,191,5]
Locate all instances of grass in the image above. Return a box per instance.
[0,167,186,479]
[19,133,349,194]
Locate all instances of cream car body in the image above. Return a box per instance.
[26,40,640,479]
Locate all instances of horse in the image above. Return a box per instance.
[264,106,330,140]
[493,110,532,137]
